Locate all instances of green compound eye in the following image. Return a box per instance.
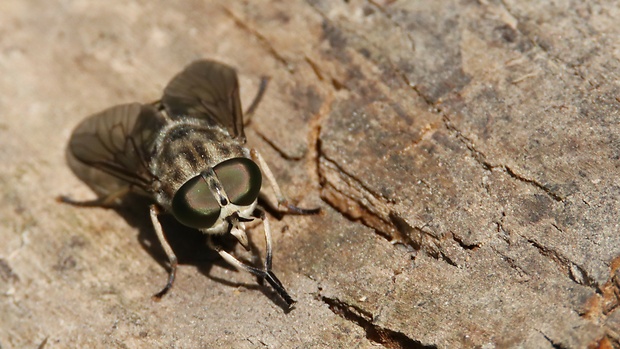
[171,175,221,229]
[171,158,261,229]
[214,158,262,207]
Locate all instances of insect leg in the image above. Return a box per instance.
[206,217,295,307]
[250,149,320,215]
[243,76,270,125]
[150,204,178,300]
[259,209,273,271]
[57,187,131,207]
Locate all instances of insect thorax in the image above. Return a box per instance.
[150,120,246,208]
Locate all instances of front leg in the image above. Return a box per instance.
[207,212,295,307]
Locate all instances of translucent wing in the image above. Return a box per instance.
[67,103,165,197]
[161,60,245,141]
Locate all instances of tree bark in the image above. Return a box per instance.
[1,0,618,348]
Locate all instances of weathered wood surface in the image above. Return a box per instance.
[1,1,619,348]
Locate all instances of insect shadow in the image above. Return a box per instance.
[108,193,293,310]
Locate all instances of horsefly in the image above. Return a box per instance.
[61,60,319,306]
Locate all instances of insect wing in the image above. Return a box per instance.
[67,103,164,196]
[161,60,245,141]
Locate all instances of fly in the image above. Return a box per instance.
[61,60,319,307]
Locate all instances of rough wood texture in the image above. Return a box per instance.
[1,1,618,348]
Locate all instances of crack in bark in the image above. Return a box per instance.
[227,2,604,335]
[490,245,532,280]
[320,295,437,349]
[451,233,480,250]
[503,166,563,202]
[319,154,415,248]
[224,2,477,269]
[219,5,293,72]
[319,152,394,214]
[302,14,581,297]
[319,152,468,268]
[442,114,565,202]
[307,0,565,229]
[496,221,511,245]
[540,330,566,349]
[551,223,564,234]
[304,57,324,81]
[335,0,578,283]
[429,250,458,268]
[306,0,434,107]
[253,128,304,161]
[304,56,347,92]
[0,258,19,284]
[442,115,493,170]
[527,238,600,292]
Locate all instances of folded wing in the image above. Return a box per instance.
[67,103,164,197]
[161,60,245,142]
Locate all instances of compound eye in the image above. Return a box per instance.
[214,158,262,207]
[172,175,220,229]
